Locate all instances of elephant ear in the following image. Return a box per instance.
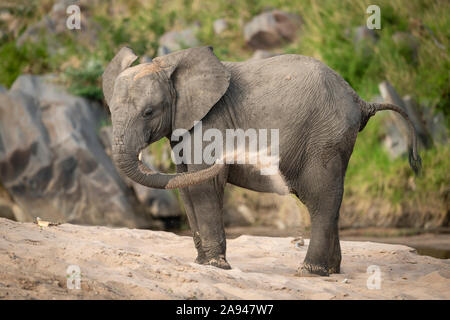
[102,47,139,106]
[154,46,231,131]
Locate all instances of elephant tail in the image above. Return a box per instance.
[360,101,422,175]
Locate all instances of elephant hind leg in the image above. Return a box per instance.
[328,223,341,274]
[294,155,345,277]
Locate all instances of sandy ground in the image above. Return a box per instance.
[220,226,450,259]
[0,218,449,300]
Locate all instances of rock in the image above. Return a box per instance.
[2,200,29,222]
[157,45,171,57]
[0,201,15,220]
[291,236,305,247]
[157,27,200,56]
[244,10,302,49]
[139,55,153,64]
[0,75,153,228]
[224,186,309,229]
[378,81,432,158]
[16,0,98,51]
[98,126,114,156]
[382,121,409,159]
[99,126,182,220]
[0,10,24,38]
[213,18,228,35]
[51,0,81,13]
[249,49,279,60]
[392,32,420,63]
[1,217,449,299]
[421,107,448,145]
[353,26,378,45]
[133,184,181,219]
[224,204,255,227]
[402,95,433,148]
[352,26,378,57]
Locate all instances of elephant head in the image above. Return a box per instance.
[102,46,230,189]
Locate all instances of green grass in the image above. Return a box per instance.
[346,113,450,204]
[0,40,50,87]
[63,59,104,101]
[2,0,448,109]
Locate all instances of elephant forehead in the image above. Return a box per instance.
[133,62,163,81]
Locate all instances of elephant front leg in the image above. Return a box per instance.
[180,198,208,265]
[177,165,208,264]
[185,166,230,269]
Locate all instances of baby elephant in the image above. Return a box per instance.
[102,46,420,276]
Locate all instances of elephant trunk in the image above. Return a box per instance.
[112,142,224,189]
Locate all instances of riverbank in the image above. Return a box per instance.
[178,226,450,259]
[1,218,449,299]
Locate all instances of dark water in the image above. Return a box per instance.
[415,247,450,259]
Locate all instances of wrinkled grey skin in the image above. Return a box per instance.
[103,46,420,276]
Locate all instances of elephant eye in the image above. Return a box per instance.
[143,107,153,118]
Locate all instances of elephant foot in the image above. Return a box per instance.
[328,265,340,274]
[296,263,329,277]
[328,254,341,274]
[196,255,231,270]
[194,254,208,265]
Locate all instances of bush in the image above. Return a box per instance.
[63,59,104,101]
[0,40,49,88]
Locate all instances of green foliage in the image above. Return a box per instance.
[3,0,447,112]
[346,112,450,205]
[286,0,450,112]
[0,40,50,88]
[63,59,104,101]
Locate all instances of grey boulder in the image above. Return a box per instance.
[353,26,378,45]
[392,32,420,63]
[0,75,152,228]
[213,19,228,35]
[157,27,200,56]
[244,10,302,49]
[249,49,279,60]
[16,0,98,51]
[378,81,433,158]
